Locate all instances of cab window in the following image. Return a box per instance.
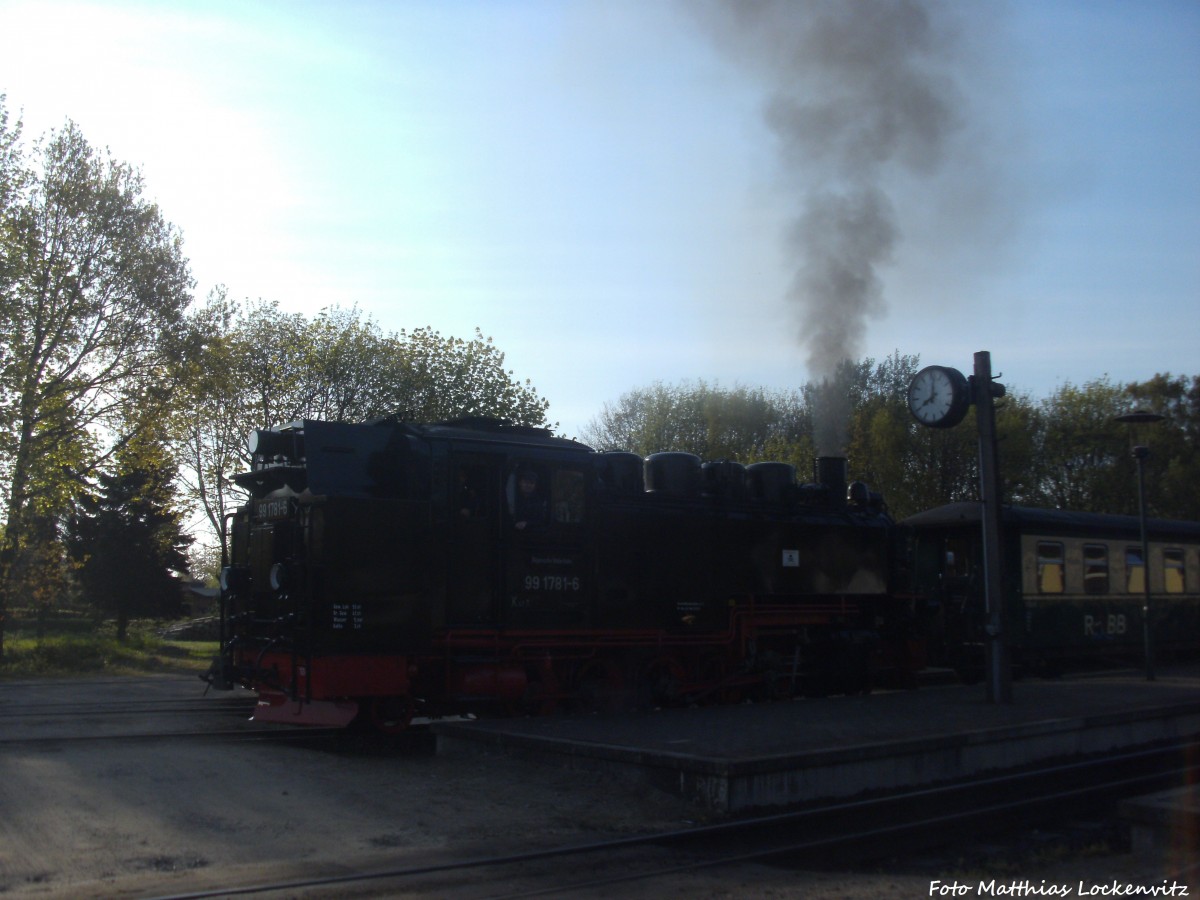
[1036,541,1064,594]
[944,536,972,580]
[455,464,489,520]
[552,469,585,524]
[506,464,586,529]
[507,465,550,529]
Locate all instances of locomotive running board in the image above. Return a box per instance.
[252,690,359,727]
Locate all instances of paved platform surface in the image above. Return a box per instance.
[434,667,1200,810]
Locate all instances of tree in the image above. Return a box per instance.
[68,433,191,640]
[580,354,1055,520]
[378,326,551,427]
[841,352,979,518]
[0,95,25,215]
[1123,373,1200,521]
[173,302,554,560]
[6,512,72,640]
[581,380,794,460]
[0,112,192,657]
[1031,378,1133,514]
[171,288,252,557]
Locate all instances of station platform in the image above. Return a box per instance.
[432,668,1200,811]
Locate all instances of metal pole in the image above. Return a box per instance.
[1115,411,1164,681]
[974,351,1011,703]
[1133,446,1155,681]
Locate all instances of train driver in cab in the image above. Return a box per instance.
[510,466,549,530]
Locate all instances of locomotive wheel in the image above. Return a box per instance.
[699,653,743,705]
[573,658,626,714]
[367,695,415,735]
[641,656,686,708]
[505,677,559,717]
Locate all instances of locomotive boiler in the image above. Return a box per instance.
[207,416,912,730]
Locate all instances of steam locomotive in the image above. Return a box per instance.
[207,416,912,730]
[207,416,1200,730]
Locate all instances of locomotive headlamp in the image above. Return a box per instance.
[248,425,303,462]
[247,429,272,456]
[269,562,288,592]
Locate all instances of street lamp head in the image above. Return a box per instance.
[1114,410,1166,455]
[1114,410,1166,427]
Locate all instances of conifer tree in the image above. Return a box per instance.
[68,438,191,641]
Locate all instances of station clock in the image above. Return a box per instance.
[907,365,971,429]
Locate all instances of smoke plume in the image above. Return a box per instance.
[694,0,999,451]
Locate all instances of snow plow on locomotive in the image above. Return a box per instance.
[206,417,916,730]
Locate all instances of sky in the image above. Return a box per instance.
[1,0,1197,439]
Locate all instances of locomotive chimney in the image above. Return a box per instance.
[814,456,848,506]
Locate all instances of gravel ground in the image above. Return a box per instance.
[0,675,1189,898]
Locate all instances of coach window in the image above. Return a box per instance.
[1125,547,1145,594]
[1082,544,1109,595]
[1164,549,1186,594]
[1036,541,1065,594]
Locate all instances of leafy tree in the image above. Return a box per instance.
[173,301,553,558]
[581,353,1055,520]
[843,353,980,518]
[4,513,73,639]
[68,433,191,641]
[171,288,250,558]
[0,95,25,213]
[0,110,192,657]
[582,380,796,461]
[300,305,391,421]
[378,326,551,427]
[1031,378,1133,514]
[1123,373,1200,520]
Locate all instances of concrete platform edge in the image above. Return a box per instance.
[434,700,1200,812]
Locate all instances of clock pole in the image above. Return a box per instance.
[906,352,1012,703]
[973,351,1011,704]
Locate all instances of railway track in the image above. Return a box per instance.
[0,689,312,745]
[0,696,255,719]
[143,739,1200,899]
[0,723,347,747]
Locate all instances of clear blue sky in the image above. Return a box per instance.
[2,0,1197,438]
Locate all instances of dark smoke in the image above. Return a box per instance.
[692,0,998,452]
[791,186,896,377]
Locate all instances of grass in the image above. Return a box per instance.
[0,609,219,679]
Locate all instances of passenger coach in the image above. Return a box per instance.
[902,502,1200,678]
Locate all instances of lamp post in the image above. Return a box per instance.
[1114,410,1165,682]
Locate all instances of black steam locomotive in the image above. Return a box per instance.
[208,416,1200,730]
[208,416,911,730]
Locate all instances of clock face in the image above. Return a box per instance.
[907,365,970,428]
